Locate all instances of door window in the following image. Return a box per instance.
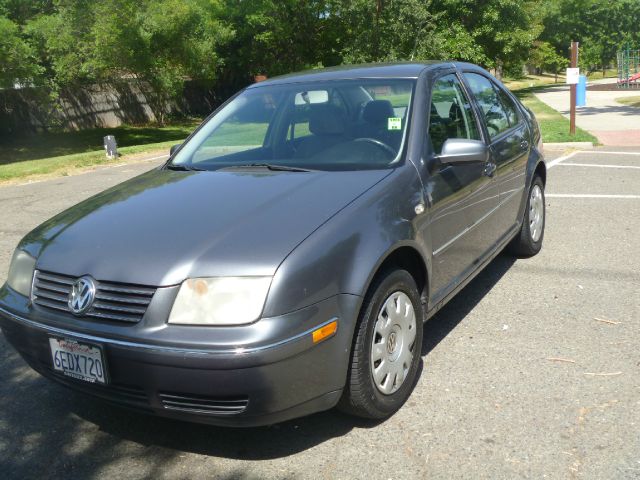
[496,88,521,127]
[428,74,481,154]
[463,73,511,139]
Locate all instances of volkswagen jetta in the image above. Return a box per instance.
[0,62,546,426]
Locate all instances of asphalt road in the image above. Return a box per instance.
[0,150,638,479]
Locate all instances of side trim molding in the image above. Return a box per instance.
[433,185,524,257]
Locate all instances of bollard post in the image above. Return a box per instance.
[103,135,118,159]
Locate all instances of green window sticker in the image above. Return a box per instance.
[388,117,402,130]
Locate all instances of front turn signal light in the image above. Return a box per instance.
[312,320,338,344]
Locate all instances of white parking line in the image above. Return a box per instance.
[546,151,579,169]
[582,151,640,156]
[558,163,640,170]
[546,194,640,199]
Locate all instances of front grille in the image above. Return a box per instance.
[32,270,156,324]
[159,392,249,416]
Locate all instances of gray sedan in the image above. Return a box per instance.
[0,62,545,426]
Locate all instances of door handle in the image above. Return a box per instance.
[483,162,497,177]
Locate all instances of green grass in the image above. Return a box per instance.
[512,86,598,144]
[616,96,640,108]
[586,68,618,80]
[503,74,563,91]
[203,122,270,147]
[1,118,202,166]
[0,140,181,183]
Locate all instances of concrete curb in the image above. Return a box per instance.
[543,142,595,151]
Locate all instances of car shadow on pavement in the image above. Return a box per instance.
[421,252,516,357]
[73,253,517,460]
[0,253,516,474]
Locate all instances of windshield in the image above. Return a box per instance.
[170,79,415,171]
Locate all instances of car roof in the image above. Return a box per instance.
[246,61,486,88]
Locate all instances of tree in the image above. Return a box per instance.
[89,0,233,123]
[0,0,54,24]
[430,0,543,77]
[0,15,41,88]
[324,0,445,63]
[529,41,567,81]
[220,0,326,85]
[5,0,640,132]
[540,0,640,77]
[25,0,234,123]
[579,42,603,75]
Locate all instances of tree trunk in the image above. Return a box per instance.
[373,0,383,60]
[495,59,503,80]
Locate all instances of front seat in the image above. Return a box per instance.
[294,104,348,158]
[356,99,397,146]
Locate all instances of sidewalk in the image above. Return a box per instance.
[534,84,640,146]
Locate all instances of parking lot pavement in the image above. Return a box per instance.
[0,151,638,479]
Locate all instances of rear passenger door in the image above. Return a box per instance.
[463,72,530,237]
[424,72,498,302]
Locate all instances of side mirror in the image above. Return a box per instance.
[436,139,488,165]
[170,144,182,156]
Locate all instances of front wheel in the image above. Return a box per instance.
[509,175,545,257]
[338,269,423,419]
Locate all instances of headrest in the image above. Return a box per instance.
[363,100,395,125]
[309,105,347,136]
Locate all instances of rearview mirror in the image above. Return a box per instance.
[294,90,329,105]
[170,144,182,156]
[437,139,488,165]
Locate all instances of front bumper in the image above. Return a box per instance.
[0,291,360,427]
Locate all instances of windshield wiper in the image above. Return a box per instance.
[237,163,315,172]
[166,164,206,172]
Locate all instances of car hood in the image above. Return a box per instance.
[22,168,390,286]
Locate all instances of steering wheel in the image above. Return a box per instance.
[353,137,396,156]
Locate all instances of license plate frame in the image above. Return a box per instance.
[49,337,109,385]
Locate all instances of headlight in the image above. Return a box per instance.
[6,250,36,298]
[168,277,272,325]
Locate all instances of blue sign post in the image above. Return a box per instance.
[576,75,587,107]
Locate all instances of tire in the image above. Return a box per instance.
[508,175,545,257]
[338,269,424,419]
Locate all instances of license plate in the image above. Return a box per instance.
[49,337,108,384]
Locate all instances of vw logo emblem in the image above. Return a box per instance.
[68,276,96,315]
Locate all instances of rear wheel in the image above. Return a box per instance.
[338,269,423,419]
[509,175,545,257]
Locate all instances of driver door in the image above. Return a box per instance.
[422,72,499,303]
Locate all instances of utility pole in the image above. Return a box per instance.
[570,41,579,136]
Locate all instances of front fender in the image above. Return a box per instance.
[263,165,426,318]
